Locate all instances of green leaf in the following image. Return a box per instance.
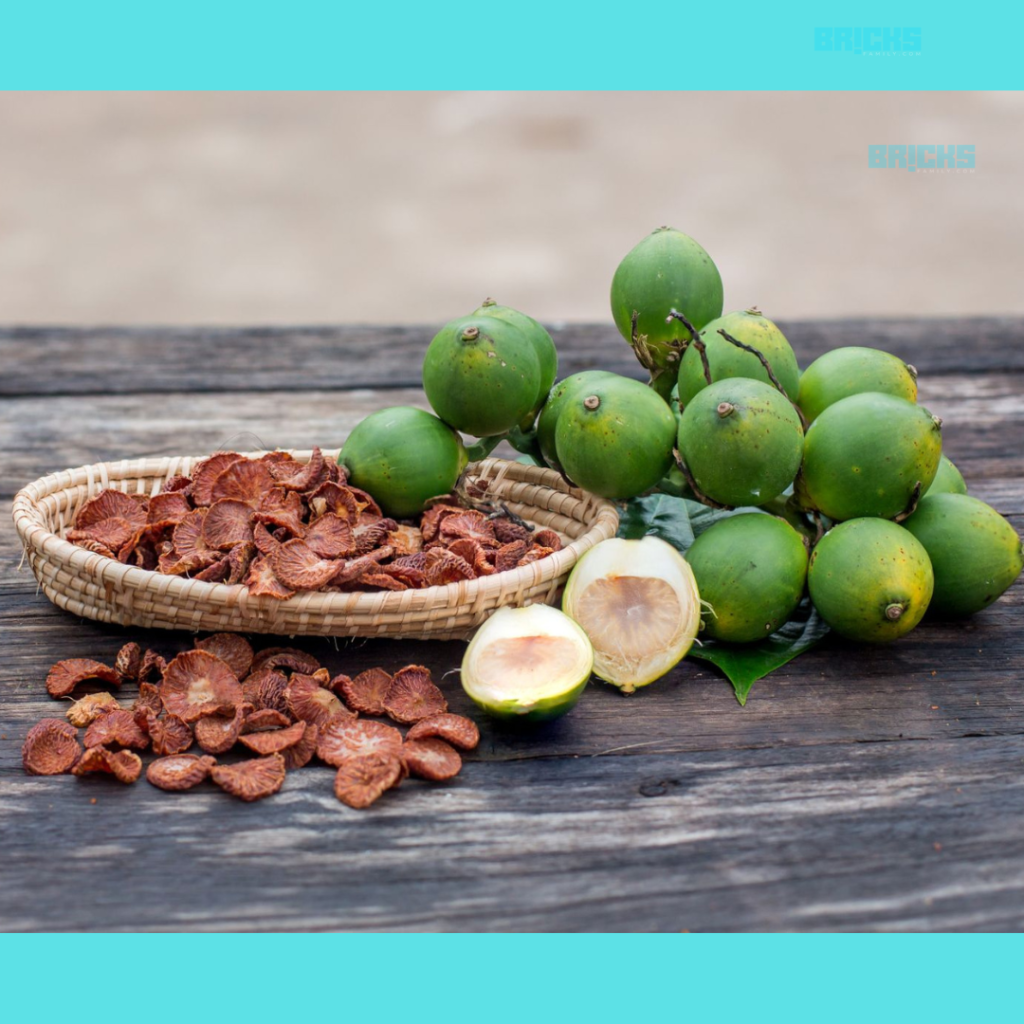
[617,494,764,553]
[688,598,829,705]
[618,493,830,704]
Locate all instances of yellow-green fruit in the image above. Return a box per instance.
[798,392,942,521]
[808,518,934,642]
[562,536,701,692]
[925,455,967,497]
[610,227,724,373]
[555,376,676,499]
[797,346,918,424]
[340,407,468,519]
[422,313,542,437]
[537,370,618,472]
[473,299,558,427]
[678,309,800,406]
[686,513,809,642]
[902,494,1023,616]
[677,378,804,507]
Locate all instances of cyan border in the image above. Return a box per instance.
[0,2,1020,89]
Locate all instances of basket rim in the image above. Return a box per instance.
[12,451,620,617]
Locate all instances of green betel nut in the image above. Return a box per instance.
[676,377,804,507]
[339,406,468,519]
[902,494,1023,616]
[924,455,967,497]
[473,299,558,428]
[422,313,543,437]
[807,518,934,642]
[536,370,618,472]
[610,226,724,392]
[677,309,800,406]
[797,346,918,424]
[554,375,677,500]
[798,392,942,521]
[686,513,809,643]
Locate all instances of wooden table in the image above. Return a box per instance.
[2,320,1022,932]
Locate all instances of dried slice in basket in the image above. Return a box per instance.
[316,718,403,767]
[339,668,392,715]
[23,719,82,775]
[401,738,462,781]
[66,692,120,727]
[255,489,307,537]
[202,499,256,550]
[333,754,403,809]
[46,658,121,699]
[147,754,217,792]
[269,539,341,591]
[72,746,143,784]
[406,713,480,751]
[211,754,286,801]
[160,650,243,723]
[423,549,475,586]
[308,481,360,521]
[303,514,355,559]
[191,452,244,506]
[268,446,324,491]
[382,665,447,724]
[210,460,276,507]
[244,554,296,600]
[493,518,533,545]
[73,489,148,533]
[532,529,563,552]
[494,541,529,573]
[440,511,498,548]
[148,491,192,526]
[196,633,254,679]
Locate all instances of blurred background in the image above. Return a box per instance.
[1,91,1021,325]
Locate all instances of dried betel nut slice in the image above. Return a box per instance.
[405,713,480,751]
[333,754,404,809]
[193,703,249,755]
[242,708,292,733]
[72,746,144,784]
[401,738,463,781]
[316,718,403,767]
[211,754,287,802]
[84,709,150,750]
[66,692,120,728]
[135,710,194,756]
[339,667,392,715]
[23,719,82,775]
[238,720,307,756]
[46,658,121,699]
[160,650,243,722]
[147,754,217,791]
[114,642,143,682]
[195,633,254,678]
[285,675,351,728]
[382,665,447,724]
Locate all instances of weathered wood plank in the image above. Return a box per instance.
[3,734,1024,932]
[2,375,1022,508]
[1,318,1022,397]
[1,566,1020,776]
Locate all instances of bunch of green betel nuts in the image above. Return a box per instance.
[335,226,1022,716]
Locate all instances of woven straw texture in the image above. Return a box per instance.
[12,453,619,641]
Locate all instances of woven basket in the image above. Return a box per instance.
[12,453,619,641]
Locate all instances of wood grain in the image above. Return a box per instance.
[2,320,1023,932]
